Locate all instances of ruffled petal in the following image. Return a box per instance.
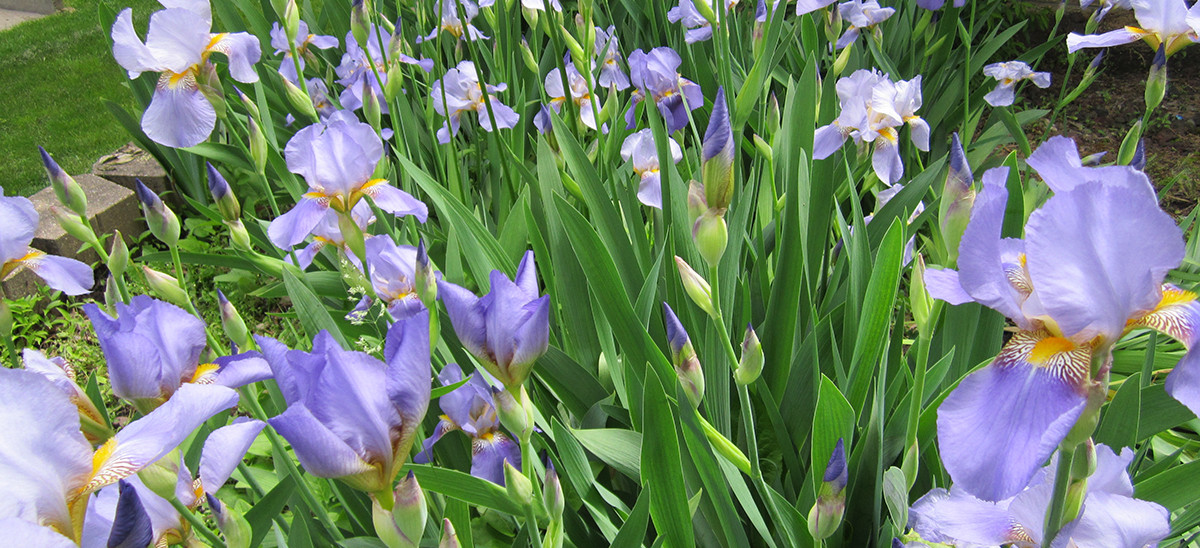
[143,8,208,74]
[908,487,1032,545]
[111,9,160,78]
[362,182,429,222]
[142,75,216,149]
[207,32,261,83]
[984,84,1016,107]
[955,167,1032,327]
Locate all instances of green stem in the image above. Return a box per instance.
[520,433,544,548]
[904,334,932,450]
[1041,447,1076,548]
[169,498,226,548]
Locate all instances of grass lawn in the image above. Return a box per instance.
[0,0,158,196]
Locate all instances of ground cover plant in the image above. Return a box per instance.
[4,0,1200,547]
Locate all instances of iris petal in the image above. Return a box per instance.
[143,75,216,148]
[23,253,93,296]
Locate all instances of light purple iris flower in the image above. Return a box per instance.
[922,136,1200,501]
[795,0,836,15]
[479,0,561,10]
[534,59,598,133]
[84,296,272,410]
[907,444,1169,547]
[365,235,427,320]
[421,0,488,42]
[268,110,428,250]
[668,0,739,44]
[198,418,266,496]
[834,0,895,49]
[625,47,704,133]
[22,349,107,442]
[439,251,550,390]
[915,0,965,9]
[431,60,521,144]
[814,70,928,185]
[336,25,433,112]
[983,61,1052,107]
[620,129,683,209]
[0,187,93,295]
[290,201,374,270]
[594,26,630,90]
[0,368,238,543]
[1068,0,1200,56]
[414,363,521,485]
[258,311,431,493]
[270,20,338,83]
[1080,0,1132,22]
[111,0,261,148]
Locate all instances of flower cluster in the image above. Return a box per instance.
[814,69,928,185]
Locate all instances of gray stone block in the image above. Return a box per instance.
[93,143,172,199]
[0,0,59,15]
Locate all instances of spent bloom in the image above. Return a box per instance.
[906,444,1169,547]
[534,59,599,132]
[270,20,338,83]
[594,26,630,90]
[439,251,550,390]
[0,187,93,295]
[268,111,428,250]
[414,363,521,485]
[111,0,261,148]
[982,61,1052,107]
[421,0,488,42]
[336,25,433,112]
[1067,0,1200,56]
[625,47,704,133]
[259,311,431,494]
[621,129,684,209]
[923,136,1200,501]
[431,60,521,143]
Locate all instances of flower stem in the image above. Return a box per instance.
[169,498,226,548]
[1041,446,1076,548]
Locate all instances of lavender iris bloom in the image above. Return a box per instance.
[982,61,1052,107]
[922,136,1200,501]
[83,475,187,547]
[22,349,107,442]
[268,111,428,250]
[270,21,338,83]
[431,61,521,144]
[534,59,598,132]
[594,26,630,90]
[84,296,271,410]
[336,25,433,111]
[1080,0,1132,22]
[835,1,895,49]
[1068,0,1200,56]
[813,70,928,185]
[0,187,92,295]
[620,129,683,209]
[668,0,739,44]
[421,0,488,42]
[0,368,238,543]
[258,311,431,494]
[198,418,266,496]
[414,363,521,485]
[795,0,837,15]
[906,445,1169,547]
[915,0,965,9]
[439,251,550,390]
[111,0,261,148]
[625,47,704,133]
[479,0,561,10]
[291,201,374,270]
[365,235,427,320]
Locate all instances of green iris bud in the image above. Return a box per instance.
[39,147,87,217]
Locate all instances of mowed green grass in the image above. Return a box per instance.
[0,0,158,196]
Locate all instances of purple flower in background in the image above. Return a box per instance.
[534,59,598,132]
[0,368,238,542]
[421,0,488,42]
[982,61,1052,107]
[621,129,683,209]
[259,311,431,493]
[625,47,704,133]
[1080,0,1132,22]
[921,136,1200,501]
[84,296,271,411]
[594,26,630,90]
[291,201,375,270]
[915,0,965,9]
[907,444,1169,547]
[813,70,928,185]
[365,235,428,320]
[336,25,433,112]
[414,364,521,485]
[268,111,428,250]
[439,251,550,390]
[270,20,338,83]
[480,0,561,11]
[835,0,895,49]
[431,60,521,143]
[1068,0,1200,56]
[668,0,739,44]
[0,187,93,295]
[111,0,261,148]
[795,0,836,15]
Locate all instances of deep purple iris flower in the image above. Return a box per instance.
[907,444,1169,547]
[111,0,261,148]
[413,363,521,485]
[431,61,521,143]
[923,136,1200,501]
[336,25,434,112]
[268,111,428,250]
[84,296,271,411]
[365,235,427,320]
[0,187,93,295]
[270,20,338,83]
[625,47,703,133]
[438,251,550,390]
[258,311,431,494]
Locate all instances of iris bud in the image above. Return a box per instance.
[104,274,121,308]
[50,206,97,248]
[701,88,734,212]
[543,460,564,518]
[674,256,716,318]
[364,82,383,135]
[232,86,260,121]
[693,211,728,268]
[495,386,534,440]
[439,518,461,548]
[108,231,129,277]
[207,163,241,221]
[1145,44,1167,114]
[938,133,975,261]
[911,255,934,336]
[735,324,763,385]
[350,0,370,49]
[217,290,251,351]
[196,62,227,120]
[39,147,87,216]
[207,494,253,548]
[519,39,539,74]
[284,0,300,47]
[832,44,852,78]
[686,180,708,224]
[143,266,190,309]
[282,77,318,121]
[227,219,252,251]
[135,181,180,248]
[137,449,182,501]
[248,117,268,175]
[415,239,437,304]
[372,472,426,548]
[560,26,587,70]
[504,461,533,506]
[664,303,705,408]
[807,438,848,540]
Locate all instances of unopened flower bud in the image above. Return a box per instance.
[364,82,383,134]
[519,38,539,74]
[1145,44,1167,114]
[143,266,190,308]
[1072,439,1097,481]
[939,133,975,260]
[911,255,934,335]
[1082,49,1105,81]
[674,256,715,318]
[104,274,122,308]
[196,62,227,120]
[543,459,564,518]
[109,231,129,277]
[138,450,182,501]
[232,86,260,121]
[385,63,404,103]
[560,26,587,69]
[415,239,437,304]
[284,0,300,45]
[39,147,87,216]
[701,87,734,211]
[373,472,426,548]
[693,211,728,268]
[135,180,180,248]
[663,303,704,407]
[504,460,533,506]
[1064,477,1087,523]
[808,438,847,540]
[282,77,318,121]
[495,386,534,440]
[217,290,251,350]
[901,441,919,491]
[735,324,763,385]
[686,180,708,223]
[1117,120,1143,167]
[832,43,853,77]
[207,163,241,221]
[766,92,780,136]
[439,518,460,548]
[1080,150,1107,167]
[248,117,268,174]
[350,0,371,48]
[692,0,717,25]
[226,219,252,251]
[1130,139,1146,171]
[207,494,253,548]
[50,206,97,247]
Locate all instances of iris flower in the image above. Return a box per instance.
[667,0,739,44]
[480,0,560,11]
[365,235,427,320]
[414,363,521,485]
[906,444,1169,547]
[0,187,92,295]
[0,368,238,543]
[814,69,928,185]
[336,25,433,112]
[625,47,704,133]
[431,61,521,144]
[258,311,431,494]
[439,251,550,390]
[1080,0,1132,22]
[268,110,428,250]
[421,0,488,42]
[923,136,1199,501]
[982,61,1052,107]
[834,0,895,49]
[534,59,598,132]
[594,26,630,90]
[84,296,271,411]
[621,129,684,209]
[290,201,374,270]
[1067,0,1200,56]
[22,349,107,443]
[270,20,338,84]
[111,0,261,148]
